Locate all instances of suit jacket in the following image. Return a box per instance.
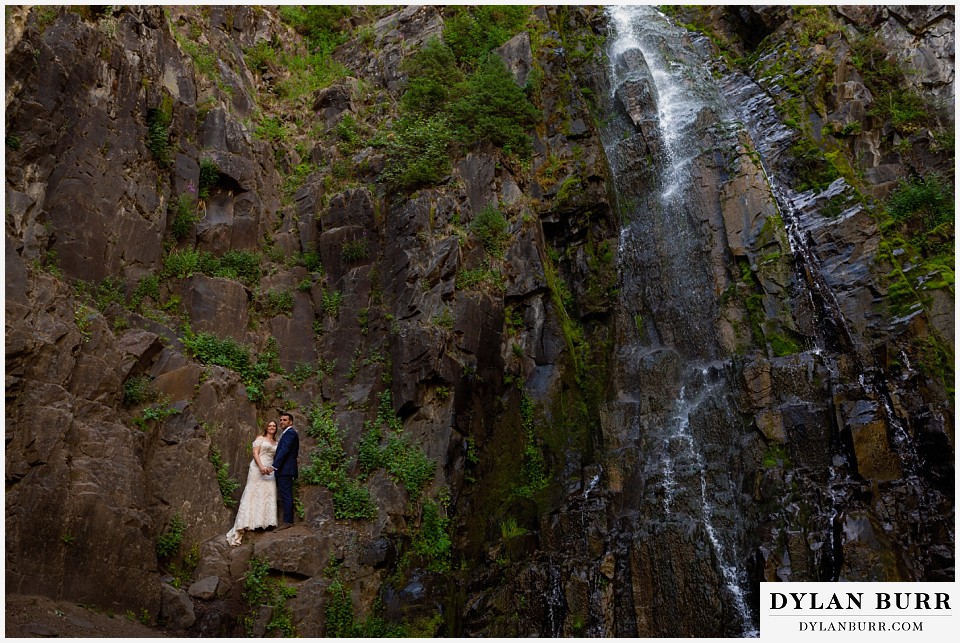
[273,426,299,478]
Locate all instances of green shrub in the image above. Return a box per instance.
[448,55,540,155]
[358,391,436,500]
[163,248,203,279]
[324,580,355,637]
[133,395,180,431]
[301,403,346,486]
[289,362,315,384]
[357,424,384,473]
[851,34,928,134]
[382,433,435,500]
[443,5,529,65]
[470,204,510,258]
[400,37,463,116]
[322,289,343,317]
[183,330,252,373]
[500,517,527,539]
[341,237,369,263]
[261,288,295,317]
[300,401,379,521]
[455,267,506,293]
[156,513,186,559]
[170,194,197,241]
[198,158,219,199]
[381,114,454,191]
[790,136,840,193]
[299,251,323,273]
[515,393,547,498]
[278,5,351,53]
[90,276,126,312]
[209,445,240,507]
[217,250,261,286]
[254,116,288,142]
[123,374,156,406]
[244,40,278,73]
[274,50,349,102]
[886,174,954,233]
[146,96,174,167]
[332,481,378,520]
[411,500,451,572]
[769,332,803,357]
[336,113,363,151]
[243,557,298,637]
[131,274,161,309]
[177,37,217,83]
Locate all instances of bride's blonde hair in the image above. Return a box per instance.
[261,420,278,437]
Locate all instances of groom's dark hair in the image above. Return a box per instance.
[280,411,293,423]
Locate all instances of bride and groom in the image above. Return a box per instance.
[225,412,300,547]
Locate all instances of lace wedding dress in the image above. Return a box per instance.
[226,436,277,546]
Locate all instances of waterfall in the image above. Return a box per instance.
[603,6,758,636]
[719,68,928,495]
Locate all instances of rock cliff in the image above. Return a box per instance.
[5,5,953,637]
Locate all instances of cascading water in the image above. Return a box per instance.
[463,6,952,638]
[603,6,758,636]
[719,63,931,519]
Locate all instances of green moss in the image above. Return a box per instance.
[514,393,548,499]
[790,136,840,193]
[542,250,587,377]
[761,443,791,469]
[915,334,954,399]
[768,332,803,357]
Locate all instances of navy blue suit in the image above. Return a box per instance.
[273,426,299,524]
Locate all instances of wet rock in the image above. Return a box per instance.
[847,413,902,483]
[358,536,397,568]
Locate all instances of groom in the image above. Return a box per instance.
[272,411,300,529]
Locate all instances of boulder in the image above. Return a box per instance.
[187,576,220,600]
[160,583,196,630]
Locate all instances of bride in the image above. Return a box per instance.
[226,420,278,546]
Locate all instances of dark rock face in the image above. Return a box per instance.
[4,4,953,639]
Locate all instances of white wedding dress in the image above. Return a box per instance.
[226,436,277,546]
